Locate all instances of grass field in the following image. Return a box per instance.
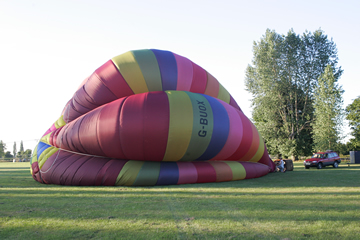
[0,161,359,240]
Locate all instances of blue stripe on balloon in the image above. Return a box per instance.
[156,162,179,185]
[151,49,177,90]
[37,142,51,160]
[196,95,230,160]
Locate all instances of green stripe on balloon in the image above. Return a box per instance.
[132,50,162,92]
[180,92,213,161]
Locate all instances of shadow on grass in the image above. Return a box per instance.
[1,184,359,220]
[0,219,299,240]
[1,163,359,240]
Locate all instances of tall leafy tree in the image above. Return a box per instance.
[0,140,5,158]
[346,96,360,149]
[246,28,342,159]
[312,65,344,151]
[246,29,288,157]
[13,142,17,158]
[20,140,24,152]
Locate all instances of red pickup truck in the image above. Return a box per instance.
[303,151,341,169]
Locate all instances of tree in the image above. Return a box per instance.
[346,140,357,152]
[336,142,348,156]
[16,149,32,161]
[24,149,32,159]
[0,140,5,158]
[4,151,13,159]
[20,140,24,152]
[312,65,344,151]
[346,96,360,149]
[246,28,343,159]
[13,142,17,158]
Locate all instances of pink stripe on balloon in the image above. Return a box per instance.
[226,110,253,160]
[177,162,198,184]
[43,124,57,137]
[189,62,207,93]
[242,162,269,179]
[173,53,193,91]
[211,101,243,160]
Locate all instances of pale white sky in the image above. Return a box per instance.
[0,0,359,152]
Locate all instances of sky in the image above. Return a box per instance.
[0,0,359,152]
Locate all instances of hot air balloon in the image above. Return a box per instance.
[31,49,275,186]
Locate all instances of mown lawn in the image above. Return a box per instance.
[0,161,359,240]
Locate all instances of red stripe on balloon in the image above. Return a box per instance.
[120,94,146,160]
[96,60,134,98]
[143,92,169,161]
[84,73,118,107]
[177,162,198,184]
[32,161,41,183]
[97,98,127,159]
[257,144,276,172]
[226,110,253,160]
[72,157,109,185]
[229,95,241,111]
[242,162,257,179]
[51,127,63,148]
[239,123,260,161]
[40,150,77,184]
[193,162,217,183]
[78,109,104,156]
[54,125,68,149]
[95,159,128,186]
[49,130,56,147]
[62,98,89,123]
[189,62,207,93]
[61,155,91,185]
[56,121,87,154]
[242,162,269,179]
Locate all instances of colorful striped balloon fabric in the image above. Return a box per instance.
[31,49,276,186]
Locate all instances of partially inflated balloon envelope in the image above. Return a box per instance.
[31,49,276,186]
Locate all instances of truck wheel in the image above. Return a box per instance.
[333,161,338,168]
[317,163,323,169]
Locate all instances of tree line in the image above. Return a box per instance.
[246,28,359,159]
[0,140,32,161]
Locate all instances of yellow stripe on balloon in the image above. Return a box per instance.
[249,134,265,162]
[162,91,193,161]
[116,161,144,186]
[111,51,149,94]
[217,83,230,104]
[204,71,219,98]
[55,115,66,129]
[38,147,58,169]
[240,123,264,162]
[40,133,51,145]
[225,161,246,180]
